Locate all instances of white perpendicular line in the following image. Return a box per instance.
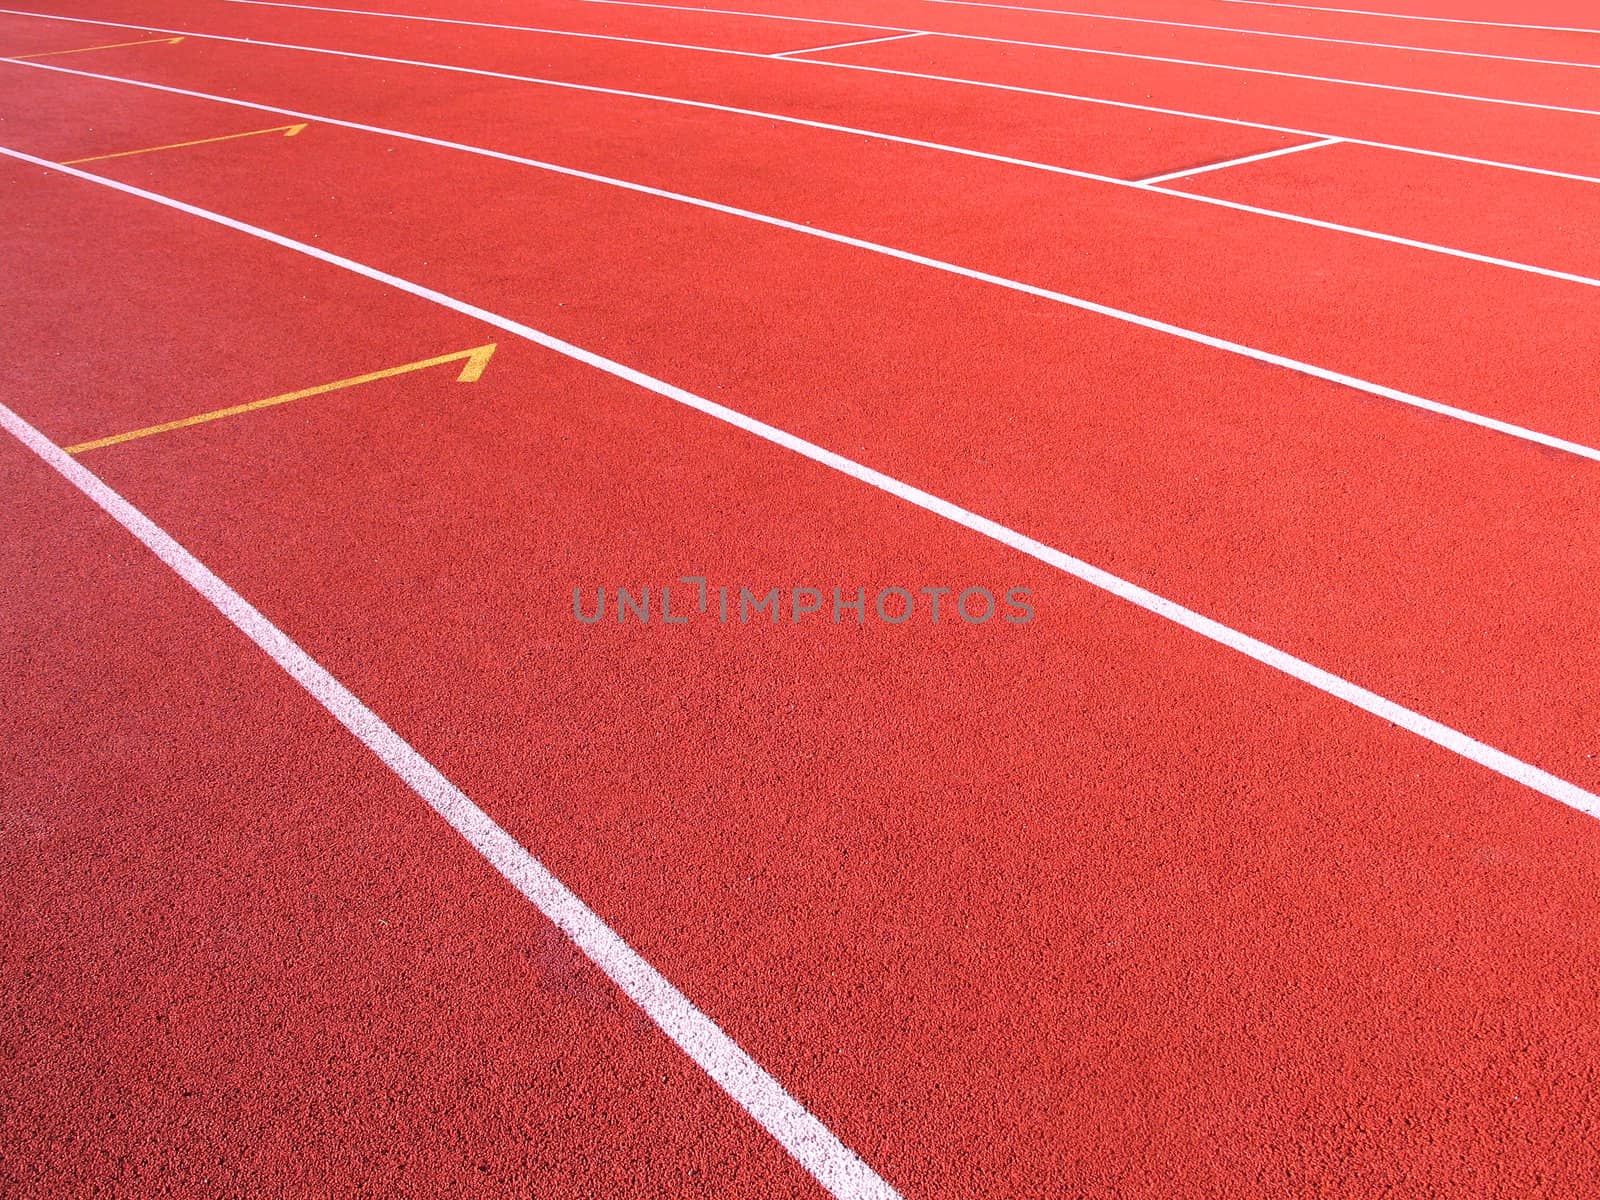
[8,59,1600,463]
[6,7,1600,190]
[4,144,1597,825]
[1136,137,1342,185]
[0,407,901,1200]
[201,0,1600,119]
[1214,0,1600,35]
[773,32,924,58]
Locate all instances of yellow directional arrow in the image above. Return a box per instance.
[10,36,185,61]
[64,123,309,166]
[66,344,498,455]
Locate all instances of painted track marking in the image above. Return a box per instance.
[772,32,923,58]
[4,143,1596,825]
[7,34,182,59]
[7,7,1600,190]
[64,342,492,453]
[1137,136,1342,186]
[8,58,1600,466]
[61,121,307,166]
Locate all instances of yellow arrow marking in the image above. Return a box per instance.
[63,123,309,165]
[10,36,184,60]
[65,344,498,455]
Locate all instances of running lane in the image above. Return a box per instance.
[0,9,164,54]
[0,429,824,1197]
[6,147,1600,1198]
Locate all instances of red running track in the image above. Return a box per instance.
[4,1,1600,1196]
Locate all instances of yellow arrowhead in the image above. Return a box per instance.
[454,343,497,382]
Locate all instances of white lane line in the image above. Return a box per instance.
[5,144,1597,825]
[1215,0,1600,35]
[7,60,1600,463]
[1137,136,1342,185]
[921,0,1600,70]
[213,0,1600,120]
[105,2,1600,188]
[0,404,901,1200]
[772,32,923,58]
[17,53,1600,297]
[572,0,1600,71]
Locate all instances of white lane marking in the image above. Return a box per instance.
[8,61,1600,460]
[4,145,1597,824]
[7,6,1600,188]
[773,32,923,58]
[17,53,1600,297]
[1215,0,1600,35]
[0,410,901,1200]
[919,0,1600,70]
[212,0,1600,119]
[1137,136,1342,184]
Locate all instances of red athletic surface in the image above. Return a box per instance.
[5,1,1600,1196]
